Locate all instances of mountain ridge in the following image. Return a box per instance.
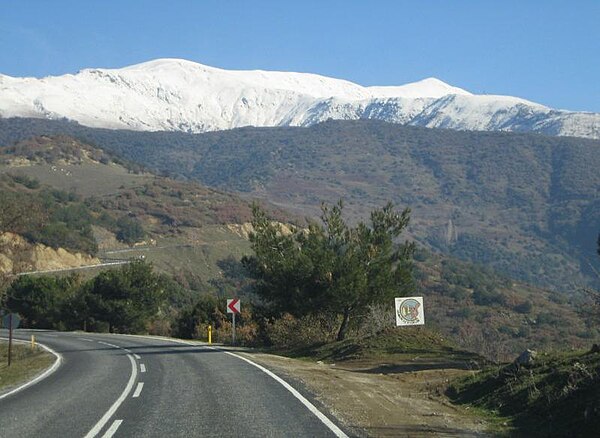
[1,58,598,138]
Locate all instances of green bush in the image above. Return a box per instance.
[116,216,145,244]
[473,287,506,306]
[514,300,534,314]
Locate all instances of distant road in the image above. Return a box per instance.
[15,261,129,277]
[0,330,348,437]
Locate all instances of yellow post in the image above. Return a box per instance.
[31,335,35,350]
[208,325,212,345]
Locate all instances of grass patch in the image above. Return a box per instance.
[276,326,484,368]
[0,341,55,393]
[447,348,600,437]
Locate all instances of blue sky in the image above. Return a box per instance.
[1,0,598,111]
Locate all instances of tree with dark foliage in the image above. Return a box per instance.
[243,201,414,341]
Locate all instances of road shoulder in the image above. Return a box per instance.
[0,339,58,398]
[238,351,491,437]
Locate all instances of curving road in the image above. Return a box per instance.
[0,330,349,437]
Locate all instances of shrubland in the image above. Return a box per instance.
[1,117,599,292]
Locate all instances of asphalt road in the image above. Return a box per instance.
[0,330,348,437]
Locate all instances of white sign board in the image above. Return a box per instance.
[395,297,425,326]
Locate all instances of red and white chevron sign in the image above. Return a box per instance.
[227,298,241,314]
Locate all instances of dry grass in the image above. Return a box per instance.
[0,340,54,392]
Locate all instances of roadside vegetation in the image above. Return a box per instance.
[448,348,600,437]
[242,201,414,341]
[447,234,600,436]
[0,341,55,393]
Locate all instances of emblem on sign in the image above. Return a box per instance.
[395,297,425,326]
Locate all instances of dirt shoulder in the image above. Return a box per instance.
[239,351,491,437]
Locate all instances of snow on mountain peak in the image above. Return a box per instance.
[0,58,598,138]
[367,77,472,99]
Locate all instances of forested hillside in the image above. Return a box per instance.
[0,133,597,360]
[1,117,598,291]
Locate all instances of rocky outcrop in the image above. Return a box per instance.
[226,222,295,240]
[514,349,537,368]
[0,232,100,275]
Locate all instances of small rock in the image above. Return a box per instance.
[590,344,600,354]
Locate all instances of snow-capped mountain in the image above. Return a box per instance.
[0,58,598,138]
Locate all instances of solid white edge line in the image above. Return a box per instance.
[0,338,63,401]
[92,333,348,437]
[84,353,137,438]
[140,364,146,373]
[224,350,349,438]
[101,419,123,438]
[132,382,144,398]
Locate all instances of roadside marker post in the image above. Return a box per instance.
[2,313,21,366]
[31,335,36,350]
[8,314,12,366]
[208,325,212,344]
[226,298,241,345]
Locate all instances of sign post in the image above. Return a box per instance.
[226,298,241,345]
[2,313,21,367]
[395,297,425,327]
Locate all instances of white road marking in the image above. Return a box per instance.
[98,341,119,348]
[93,333,349,437]
[140,364,146,373]
[225,351,349,438]
[132,382,144,398]
[84,354,138,438]
[46,334,58,337]
[133,354,141,360]
[101,419,123,438]
[80,338,94,342]
[0,338,62,401]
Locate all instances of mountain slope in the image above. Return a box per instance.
[0,135,269,279]
[1,134,597,360]
[1,58,598,138]
[4,118,599,290]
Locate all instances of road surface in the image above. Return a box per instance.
[0,330,349,437]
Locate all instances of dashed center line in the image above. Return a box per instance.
[84,349,137,438]
[140,364,146,373]
[101,419,123,438]
[133,354,141,360]
[80,338,94,342]
[132,382,144,398]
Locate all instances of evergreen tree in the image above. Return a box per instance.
[81,260,166,333]
[243,201,414,340]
